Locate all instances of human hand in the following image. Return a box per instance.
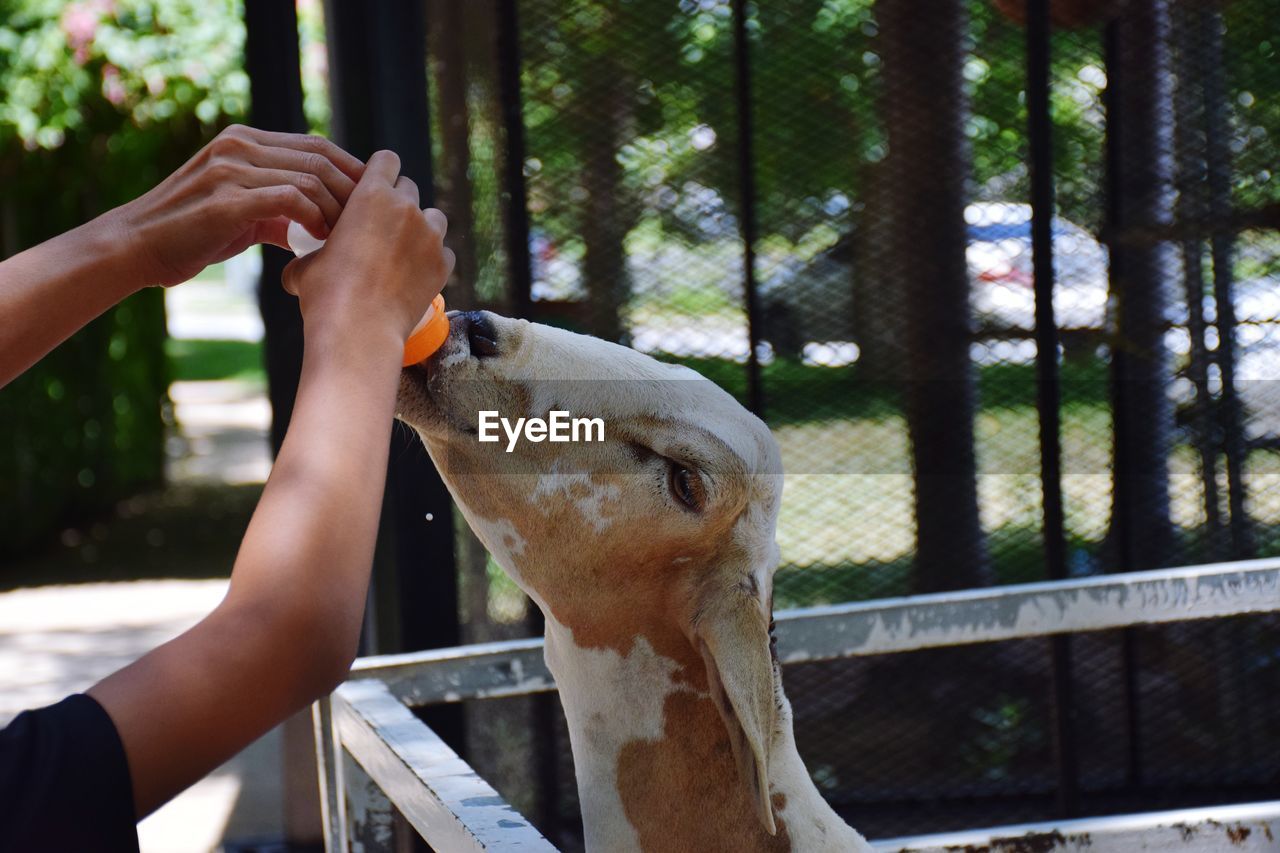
[281,150,455,345]
[113,124,364,287]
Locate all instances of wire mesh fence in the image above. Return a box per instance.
[408,0,1280,842]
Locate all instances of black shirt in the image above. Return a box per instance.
[0,694,139,853]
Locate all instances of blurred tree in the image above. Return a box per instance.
[428,0,480,307]
[877,0,992,592]
[516,0,1118,341]
[519,0,680,340]
[0,0,248,559]
[1224,0,1280,213]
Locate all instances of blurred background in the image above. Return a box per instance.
[2,0,1279,849]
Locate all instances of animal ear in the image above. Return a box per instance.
[692,580,779,835]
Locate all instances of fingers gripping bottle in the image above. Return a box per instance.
[287,220,449,367]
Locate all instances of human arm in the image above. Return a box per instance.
[87,150,455,817]
[0,124,364,388]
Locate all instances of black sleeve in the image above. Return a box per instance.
[0,693,139,853]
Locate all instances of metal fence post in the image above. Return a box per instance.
[314,696,345,853]
[321,0,464,752]
[244,2,325,842]
[1026,0,1080,819]
[342,748,397,852]
[1102,14,1146,792]
[731,0,765,417]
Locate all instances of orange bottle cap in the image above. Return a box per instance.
[403,295,449,366]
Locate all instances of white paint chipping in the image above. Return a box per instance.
[334,680,556,852]
[777,559,1280,665]
[350,561,1280,709]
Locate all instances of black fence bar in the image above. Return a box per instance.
[244,0,307,458]
[244,3,317,842]
[1025,0,1079,819]
[1026,0,1067,596]
[1198,6,1252,560]
[731,0,764,417]
[496,0,534,320]
[1102,16,1145,790]
[322,0,463,752]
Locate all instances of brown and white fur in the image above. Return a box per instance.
[397,311,873,852]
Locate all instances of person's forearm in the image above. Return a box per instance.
[82,147,444,819]
[0,212,140,387]
[224,321,405,681]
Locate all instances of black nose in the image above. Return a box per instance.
[465,311,500,358]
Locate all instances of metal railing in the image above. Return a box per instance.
[314,558,1280,851]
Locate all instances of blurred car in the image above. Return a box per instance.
[1222,276,1280,441]
[758,202,1110,358]
[1168,274,1280,443]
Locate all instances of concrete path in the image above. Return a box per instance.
[168,380,273,486]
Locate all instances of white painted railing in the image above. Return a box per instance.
[314,558,1280,852]
[870,801,1280,852]
[316,678,555,852]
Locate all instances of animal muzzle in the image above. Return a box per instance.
[448,310,501,359]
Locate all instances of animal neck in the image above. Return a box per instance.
[540,611,871,852]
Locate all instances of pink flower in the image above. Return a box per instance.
[102,64,125,105]
[61,5,97,54]
[60,0,116,64]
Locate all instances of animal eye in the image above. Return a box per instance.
[668,464,705,512]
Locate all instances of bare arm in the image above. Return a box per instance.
[0,216,141,389]
[0,124,364,388]
[87,150,454,817]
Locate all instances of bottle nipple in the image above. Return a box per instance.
[287,220,450,366]
[402,295,449,366]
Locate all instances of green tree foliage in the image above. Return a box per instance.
[0,0,248,557]
[1225,0,1280,210]
[518,0,1276,259]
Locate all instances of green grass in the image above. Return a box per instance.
[662,354,1124,578]
[630,282,742,317]
[773,523,1092,608]
[166,338,265,383]
[664,355,1112,426]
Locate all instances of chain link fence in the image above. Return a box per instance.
[410,0,1280,843]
